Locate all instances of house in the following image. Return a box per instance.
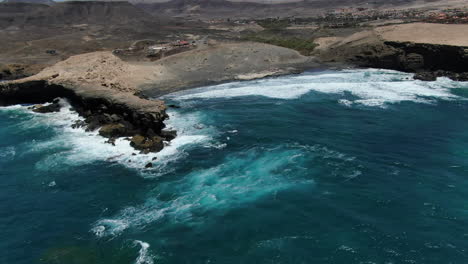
[174,40,190,46]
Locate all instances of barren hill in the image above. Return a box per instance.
[0,1,159,28]
[24,1,154,25]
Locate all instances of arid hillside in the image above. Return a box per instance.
[137,0,466,18]
[0,1,204,78]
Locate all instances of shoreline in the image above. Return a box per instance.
[1,28,468,154]
[0,60,461,155]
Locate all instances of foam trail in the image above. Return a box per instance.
[91,145,338,237]
[91,143,360,237]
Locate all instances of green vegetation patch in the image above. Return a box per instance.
[256,19,290,31]
[243,34,318,56]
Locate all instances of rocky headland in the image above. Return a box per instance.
[314,23,468,81]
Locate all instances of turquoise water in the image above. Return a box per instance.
[1,69,468,263]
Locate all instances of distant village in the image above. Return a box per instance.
[208,7,468,28]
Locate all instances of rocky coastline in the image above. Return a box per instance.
[0,79,174,154]
[1,31,467,156]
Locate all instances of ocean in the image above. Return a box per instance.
[1,69,468,264]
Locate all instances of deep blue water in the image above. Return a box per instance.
[1,69,468,264]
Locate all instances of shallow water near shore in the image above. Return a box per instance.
[2,69,468,263]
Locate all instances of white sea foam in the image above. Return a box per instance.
[134,240,154,264]
[91,219,130,237]
[1,99,214,176]
[91,146,318,237]
[0,146,16,161]
[338,245,357,253]
[166,69,464,107]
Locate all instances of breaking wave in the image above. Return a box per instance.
[165,69,463,107]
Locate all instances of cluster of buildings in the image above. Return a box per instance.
[144,40,195,60]
[147,40,192,52]
[425,9,468,24]
[113,40,195,61]
[315,8,429,24]
[208,6,468,30]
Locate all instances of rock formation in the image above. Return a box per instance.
[314,24,468,81]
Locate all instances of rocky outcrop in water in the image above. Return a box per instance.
[130,135,165,153]
[0,79,171,153]
[30,99,61,113]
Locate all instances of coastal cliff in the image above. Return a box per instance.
[314,23,468,81]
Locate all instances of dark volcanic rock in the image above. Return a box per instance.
[85,114,109,131]
[404,53,425,71]
[414,72,437,81]
[414,71,468,82]
[71,120,86,129]
[344,41,468,82]
[145,162,153,168]
[99,123,127,138]
[446,72,468,82]
[31,101,61,113]
[160,129,177,141]
[130,135,164,153]
[385,42,468,73]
